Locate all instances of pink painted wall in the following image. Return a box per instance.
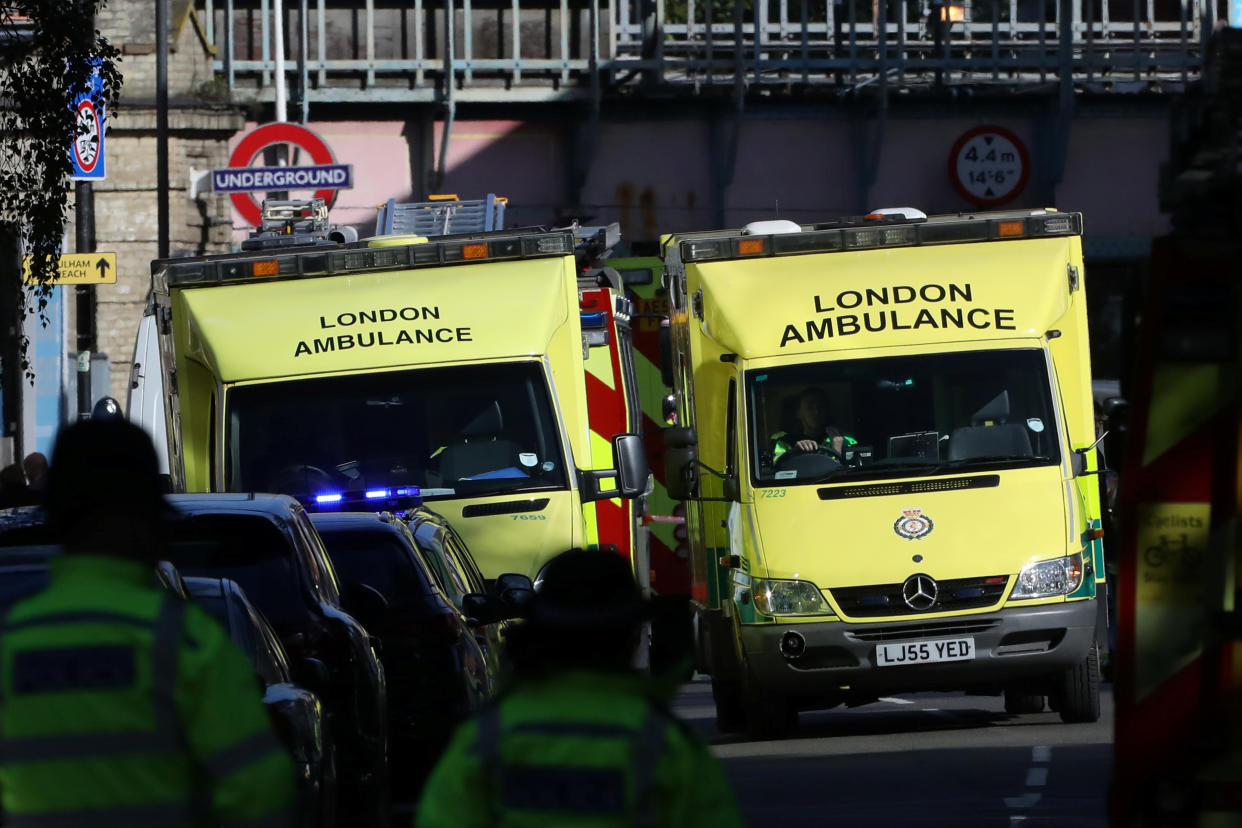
[1057,118,1170,238]
[225,113,1171,247]
[579,121,716,237]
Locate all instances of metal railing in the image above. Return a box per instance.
[203,0,1220,103]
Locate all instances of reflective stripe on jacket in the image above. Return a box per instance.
[0,554,296,828]
[416,670,744,828]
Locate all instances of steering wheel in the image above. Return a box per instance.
[773,446,844,476]
[271,463,337,494]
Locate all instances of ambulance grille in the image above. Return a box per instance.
[846,619,999,642]
[830,575,1009,617]
[818,474,999,500]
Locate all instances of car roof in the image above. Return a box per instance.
[308,511,401,531]
[399,506,451,531]
[168,492,303,518]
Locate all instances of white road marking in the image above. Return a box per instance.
[1026,767,1049,787]
[1032,745,1052,763]
[1004,793,1042,809]
[1009,817,1028,825]
[878,696,914,705]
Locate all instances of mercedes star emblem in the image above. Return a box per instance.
[902,574,939,611]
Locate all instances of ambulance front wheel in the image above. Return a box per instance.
[742,678,796,740]
[1052,642,1101,724]
[711,678,745,733]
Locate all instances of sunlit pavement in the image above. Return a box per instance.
[673,676,1114,827]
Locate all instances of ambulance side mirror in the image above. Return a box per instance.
[578,433,649,502]
[664,427,699,501]
[1071,431,1109,477]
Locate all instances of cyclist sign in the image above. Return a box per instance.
[70,61,105,180]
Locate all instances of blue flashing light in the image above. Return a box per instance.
[315,493,343,503]
[365,489,391,499]
[395,487,421,497]
[580,312,607,329]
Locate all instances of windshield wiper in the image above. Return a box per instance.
[803,460,945,484]
[942,455,1053,469]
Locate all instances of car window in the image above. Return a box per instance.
[394,521,444,598]
[412,522,470,609]
[315,526,434,603]
[292,508,342,606]
[247,602,291,685]
[444,532,486,594]
[192,588,258,663]
[167,514,307,628]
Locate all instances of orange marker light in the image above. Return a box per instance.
[997,220,1025,237]
[462,243,488,259]
[737,238,766,256]
[252,260,279,277]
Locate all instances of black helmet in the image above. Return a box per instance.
[47,418,171,549]
[91,396,124,421]
[528,548,648,632]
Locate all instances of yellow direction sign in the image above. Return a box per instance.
[22,252,117,285]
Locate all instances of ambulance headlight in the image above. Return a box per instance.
[752,579,834,616]
[1010,553,1084,599]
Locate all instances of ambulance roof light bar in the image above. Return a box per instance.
[161,229,577,287]
[679,210,1082,263]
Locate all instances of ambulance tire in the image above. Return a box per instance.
[711,678,745,733]
[742,680,796,740]
[1003,689,1046,714]
[1054,642,1101,724]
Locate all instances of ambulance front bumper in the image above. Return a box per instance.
[738,599,1097,696]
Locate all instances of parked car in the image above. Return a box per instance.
[164,492,389,828]
[183,575,336,828]
[0,506,188,605]
[400,505,516,681]
[308,510,496,804]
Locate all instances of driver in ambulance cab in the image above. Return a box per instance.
[771,387,856,462]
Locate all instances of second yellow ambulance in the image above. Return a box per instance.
[662,208,1107,738]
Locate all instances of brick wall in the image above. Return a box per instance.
[68,0,244,406]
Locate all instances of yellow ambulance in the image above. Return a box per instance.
[661,208,1107,738]
[146,201,647,580]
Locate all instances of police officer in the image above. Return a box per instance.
[0,418,297,827]
[416,548,744,828]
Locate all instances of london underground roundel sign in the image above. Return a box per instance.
[948,125,1030,207]
[226,122,341,226]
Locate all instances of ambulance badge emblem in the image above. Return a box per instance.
[894,507,934,540]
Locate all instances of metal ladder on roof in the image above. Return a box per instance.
[374,194,508,237]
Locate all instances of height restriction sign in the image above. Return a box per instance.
[948,125,1029,207]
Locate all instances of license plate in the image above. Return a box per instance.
[875,636,975,667]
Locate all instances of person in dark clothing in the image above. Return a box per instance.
[21,452,48,496]
[771,386,856,462]
[0,418,297,827]
[0,463,31,508]
[417,548,744,827]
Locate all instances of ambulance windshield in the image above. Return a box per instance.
[225,362,568,499]
[747,348,1061,485]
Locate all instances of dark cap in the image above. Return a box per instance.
[47,418,171,545]
[529,548,648,631]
